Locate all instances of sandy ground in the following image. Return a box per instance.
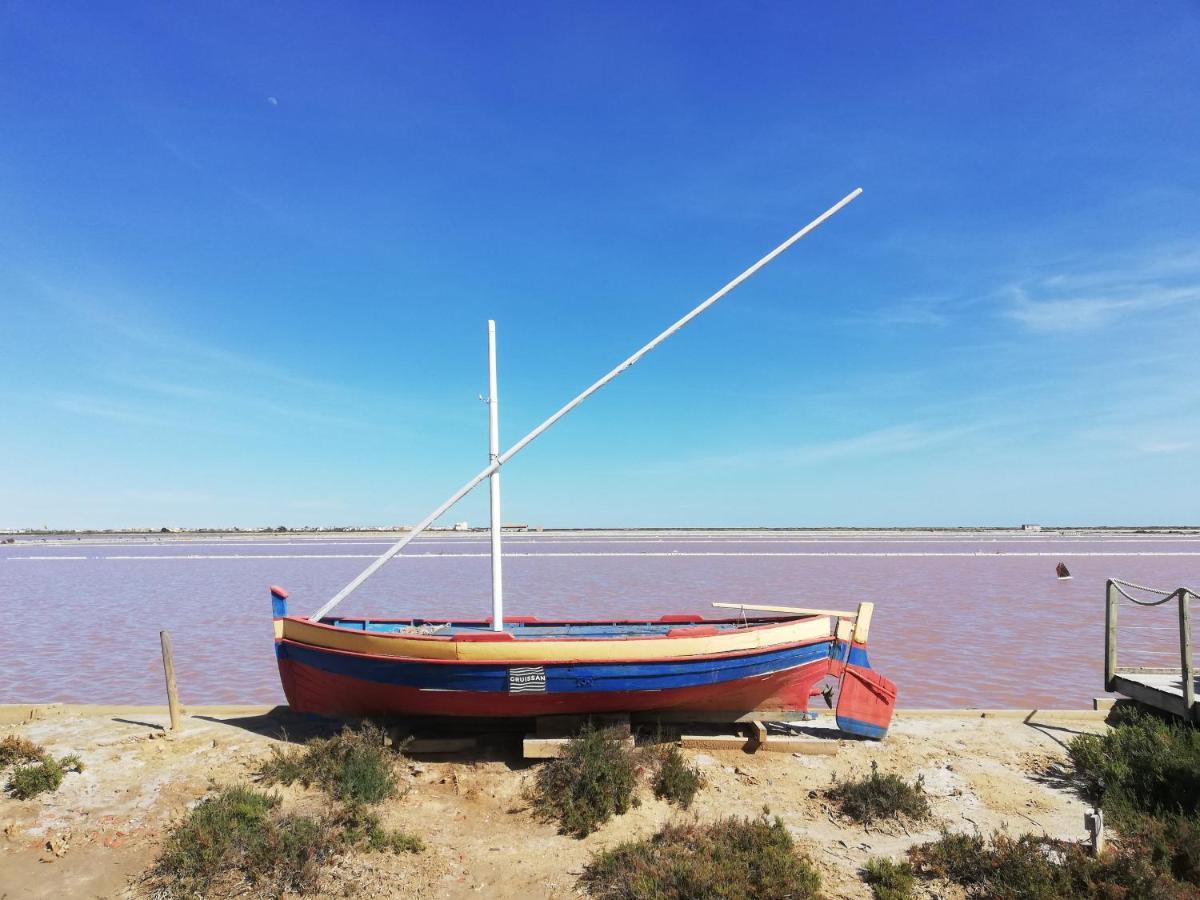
[0,705,1109,899]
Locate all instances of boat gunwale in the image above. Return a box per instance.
[285,613,825,644]
[275,632,837,668]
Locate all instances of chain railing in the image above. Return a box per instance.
[1106,579,1199,715]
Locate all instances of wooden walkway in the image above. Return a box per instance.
[1106,580,1200,722]
[1110,670,1200,721]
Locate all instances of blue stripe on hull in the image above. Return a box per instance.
[833,642,871,669]
[835,715,889,739]
[277,639,835,694]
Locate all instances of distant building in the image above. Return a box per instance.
[502,523,529,532]
[1022,524,1042,532]
[452,521,469,531]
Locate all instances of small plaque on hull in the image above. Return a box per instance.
[508,666,547,693]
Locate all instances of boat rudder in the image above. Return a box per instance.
[836,663,897,740]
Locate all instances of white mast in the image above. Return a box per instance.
[308,187,862,621]
[487,320,504,631]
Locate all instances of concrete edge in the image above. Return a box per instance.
[1,703,1117,727]
[0,703,281,725]
[894,708,1116,720]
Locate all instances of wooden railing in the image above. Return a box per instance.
[1105,580,1196,714]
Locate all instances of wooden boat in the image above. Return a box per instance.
[272,590,895,737]
[271,188,897,739]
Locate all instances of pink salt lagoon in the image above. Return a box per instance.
[3,531,1198,709]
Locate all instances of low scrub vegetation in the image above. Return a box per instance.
[828,761,930,824]
[861,856,916,900]
[1,735,84,800]
[532,725,639,837]
[148,785,329,898]
[334,801,424,854]
[649,743,705,809]
[909,831,1072,897]
[259,722,399,804]
[1069,707,1200,823]
[581,814,821,900]
[148,723,423,895]
[7,754,84,799]
[148,785,423,898]
[0,735,45,766]
[889,712,1200,897]
[907,827,1200,898]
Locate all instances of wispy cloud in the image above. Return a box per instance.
[49,392,251,435]
[787,423,982,466]
[18,270,336,393]
[50,394,175,428]
[123,489,214,504]
[14,271,404,435]
[102,373,371,430]
[288,498,347,510]
[104,374,216,401]
[858,241,1200,335]
[1136,440,1194,455]
[845,295,952,328]
[659,421,990,475]
[1002,243,1200,333]
[1005,284,1200,332]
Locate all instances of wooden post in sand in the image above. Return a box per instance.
[1086,808,1105,856]
[160,630,181,731]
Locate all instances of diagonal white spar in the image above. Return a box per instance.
[308,188,865,620]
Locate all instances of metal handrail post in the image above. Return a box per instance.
[1105,579,1118,692]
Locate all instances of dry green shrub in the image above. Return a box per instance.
[1069,708,1200,823]
[532,725,639,837]
[910,831,1073,898]
[828,761,930,824]
[908,826,1199,899]
[1101,814,1200,891]
[148,785,329,898]
[334,802,424,855]
[581,814,820,899]
[148,784,425,898]
[259,722,399,804]
[0,735,46,766]
[371,828,423,854]
[861,856,916,899]
[891,713,1200,899]
[650,743,705,809]
[5,752,83,799]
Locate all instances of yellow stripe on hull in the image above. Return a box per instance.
[277,616,834,662]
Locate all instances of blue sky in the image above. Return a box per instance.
[1,3,1198,529]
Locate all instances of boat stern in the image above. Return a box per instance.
[833,604,897,740]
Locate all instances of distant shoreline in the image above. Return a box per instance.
[5,524,1200,541]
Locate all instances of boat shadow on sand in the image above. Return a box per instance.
[190,707,571,770]
[187,707,846,770]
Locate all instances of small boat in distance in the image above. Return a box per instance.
[270,188,897,739]
[1057,562,1073,580]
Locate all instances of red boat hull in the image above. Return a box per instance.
[277,652,837,719]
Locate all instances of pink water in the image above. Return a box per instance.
[3,533,1198,708]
